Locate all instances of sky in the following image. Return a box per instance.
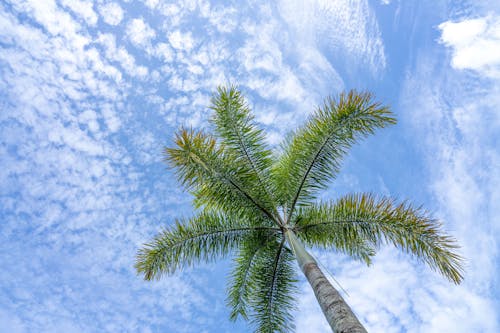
[0,0,499,332]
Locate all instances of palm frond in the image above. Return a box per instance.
[227,234,272,321]
[295,193,464,283]
[294,207,376,265]
[210,86,277,215]
[166,128,278,225]
[135,210,280,280]
[272,91,395,218]
[249,237,298,333]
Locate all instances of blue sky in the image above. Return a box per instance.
[1,0,499,332]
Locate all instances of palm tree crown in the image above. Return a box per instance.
[136,87,463,332]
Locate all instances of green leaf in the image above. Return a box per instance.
[226,235,271,321]
[165,128,279,225]
[135,210,279,280]
[295,193,464,284]
[210,86,277,214]
[294,205,376,265]
[272,91,396,218]
[248,238,298,333]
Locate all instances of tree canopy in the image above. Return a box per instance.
[136,87,463,332]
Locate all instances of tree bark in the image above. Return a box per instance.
[286,230,367,333]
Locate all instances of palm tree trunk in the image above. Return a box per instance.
[286,230,367,333]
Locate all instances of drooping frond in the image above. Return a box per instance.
[272,91,395,218]
[135,210,280,280]
[166,128,278,225]
[248,237,298,333]
[227,234,272,321]
[210,86,277,216]
[295,194,464,284]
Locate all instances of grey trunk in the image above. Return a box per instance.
[286,231,367,333]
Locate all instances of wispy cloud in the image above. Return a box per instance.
[0,0,222,331]
[5,0,496,332]
[60,0,98,26]
[392,11,500,333]
[292,4,500,333]
[278,0,386,74]
[96,33,148,78]
[1,0,391,330]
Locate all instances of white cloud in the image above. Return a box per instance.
[153,42,174,62]
[439,15,500,77]
[96,33,149,78]
[85,47,123,82]
[237,13,310,108]
[157,3,182,27]
[168,30,195,51]
[297,242,499,332]
[233,5,344,143]
[9,0,83,39]
[98,2,124,26]
[0,2,227,331]
[60,0,97,26]
[126,18,156,49]
[291,10,500,330]
[397,43,500,332]
[7,0,498,332]
[142,0,160,9]
[199,3,238,33]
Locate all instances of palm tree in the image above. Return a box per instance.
[136,87,463,332]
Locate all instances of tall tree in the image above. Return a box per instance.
[136,87,463,332]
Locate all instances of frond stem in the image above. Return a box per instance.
[287,111,357,221]
[190,150,281,226]
[166,226,281,249]
[266,237,286,325]
[224,98,283,225]
[295,219,423,232]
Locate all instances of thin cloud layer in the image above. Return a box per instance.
[394,5,500,332]
[278,0,386,74]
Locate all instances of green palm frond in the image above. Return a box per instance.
[136,210,280,280]
[166,128,278,225]
[272,91,396,218]
[294,207,376,265]
[227,234,273,321]
[295,193,464,283]
[210,86,277,216]
[249,237,298,333]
